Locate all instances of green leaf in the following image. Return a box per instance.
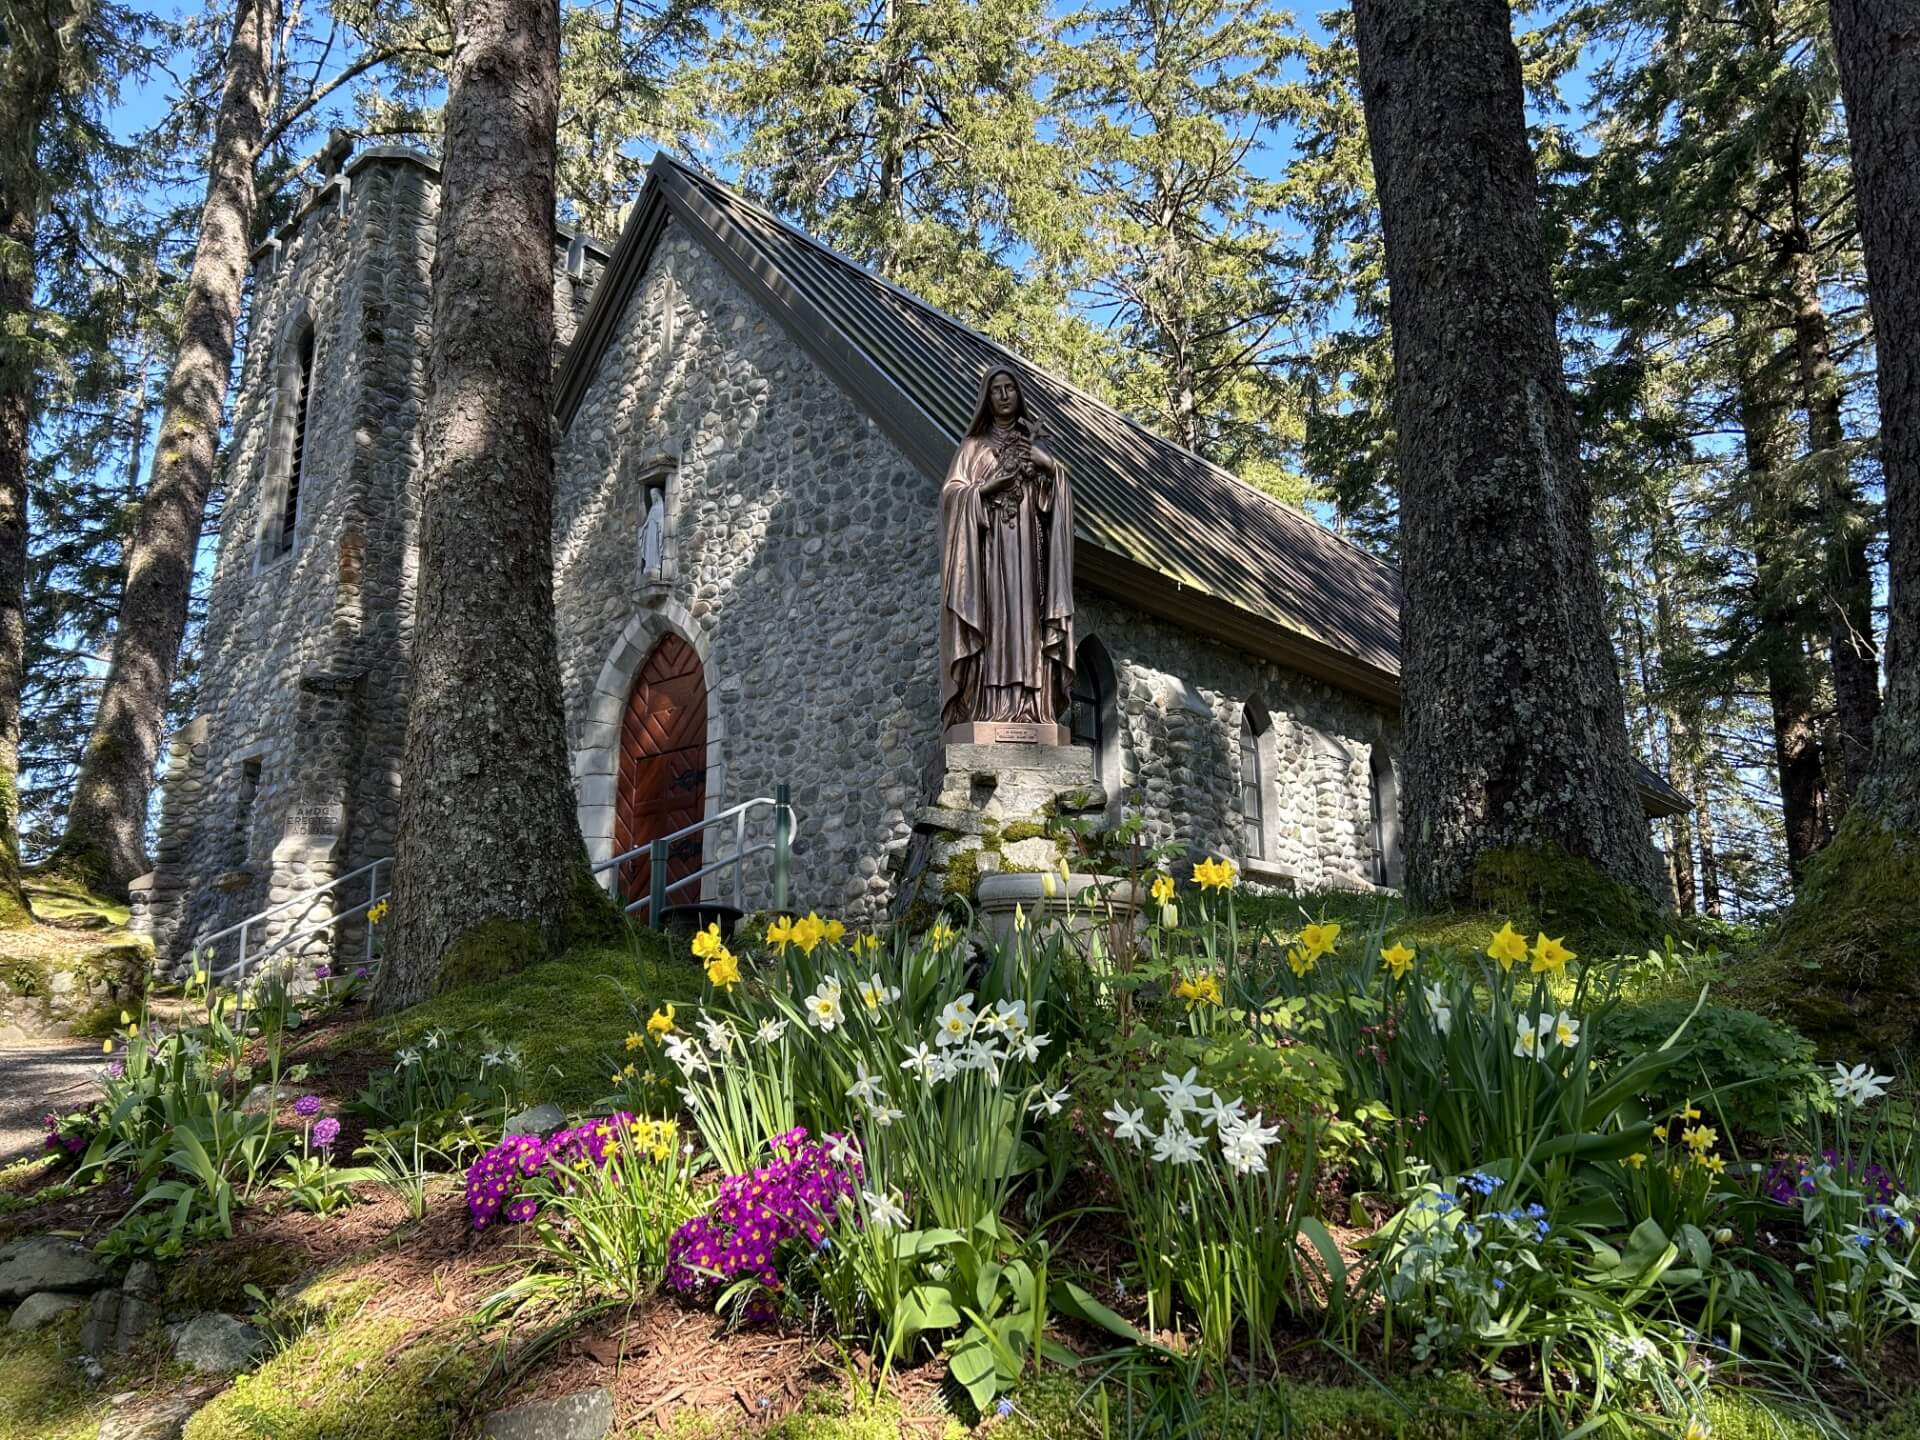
[894,1284,960,1347]
[1052,1281,1144,1344]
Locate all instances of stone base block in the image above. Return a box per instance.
[943,722,1071,747]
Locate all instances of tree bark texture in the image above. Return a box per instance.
[1737,352,1831,882]
[1689,768,1723,919]
[1783,246,1881,814]
[0,0,92,922]
[1350,0,1662,907]
[54,0,275,892]
[1829,0,1920,834]
[375,0,588,1010]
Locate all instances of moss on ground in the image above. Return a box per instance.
[366,929,692,1112]
[181,1295,480,1440]
[0,1323,109,1440]
[1734,813,1920,1062]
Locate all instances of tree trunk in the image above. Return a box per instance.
[1690,768,1723,919]
[1736,334,1831,883]
[1783,245,1881,813]
[1829,0,1920,834]
[0,0,96,925]
[52,0,276,893]
[1350,0,1661,908]
[374,0,595,1010]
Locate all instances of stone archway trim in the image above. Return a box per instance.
[572,597,725,892]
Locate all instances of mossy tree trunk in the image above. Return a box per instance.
[52,0,276,895]
[1829,0,1919,832]
[374,0,598,1012]
[1349,0,1662,909]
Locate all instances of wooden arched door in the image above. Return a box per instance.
[615,634,708,905]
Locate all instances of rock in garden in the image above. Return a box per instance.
[171,1313,267,1375]
[7,1291,88,1330]
[503,1102,567,1137]
[96,1392,204,1440]
[479,1387,615,1440]
[0,1237,109,1300]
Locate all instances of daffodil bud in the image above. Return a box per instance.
[1042,871,1057,899]
[1161,903,1178,929]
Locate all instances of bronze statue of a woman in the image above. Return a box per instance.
[939,367,1075,736]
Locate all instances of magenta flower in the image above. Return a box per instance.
[294,1095,323,1118]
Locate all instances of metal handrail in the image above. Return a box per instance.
[591,785,796,925]
[191,855,390,987]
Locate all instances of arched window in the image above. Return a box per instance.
[256,311,317,569]
[1240,701,1271,862]
[1370,748,1403,887]
[1070,636,1118,795]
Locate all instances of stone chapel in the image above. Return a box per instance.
[130,143,1686,969]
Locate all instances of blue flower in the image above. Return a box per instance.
[1535,1220,1550,1240]
[1493,1277,1506,1290]
[997,1398,1016,1418]
[1463,1223,1482,1241]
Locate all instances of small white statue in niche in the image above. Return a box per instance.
[638,483,667,581]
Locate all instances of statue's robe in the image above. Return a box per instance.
[939,426,1074,727]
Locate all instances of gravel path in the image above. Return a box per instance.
[0,1042,104,1166]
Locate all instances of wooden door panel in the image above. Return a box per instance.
[615,635,707,904]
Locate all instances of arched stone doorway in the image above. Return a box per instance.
[614,634,708,904]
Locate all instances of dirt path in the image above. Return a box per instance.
[0,1041,104,1165]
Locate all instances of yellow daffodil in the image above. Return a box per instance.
[624,1031,646,1052]
[1528,932,1575,977]
[766,915,795,952]
[691,922,725,960]
[1699,1153,1726,1175]
[824,918,847,945]
[1301,921,1342,960]
[1173,973,1222,1009]
[1683,1106,1702,1120]
[853,932,881,956]
[1380,941,1415,980]
[647,1003,676,1038]
[1286,945,1316,978]
[704,948,741,990]
[1150,873,1175,906]
[792,912,828,955]
[1685,1416,1711,1440]
[1652,1124,1668,1141]
[1682,1124,1717,1154]
[1624,1152,1647,1169]
[366,899,389,925]
[929,920,956,947]
[610,1072,623,1085]
[1192,856,1238,891]
[1486,921,1528,971]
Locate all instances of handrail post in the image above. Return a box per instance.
[366,864,377,973]
[238,918,249,992]
[773,782,792,912]
[649,839,668,931]
[733,809,746,910]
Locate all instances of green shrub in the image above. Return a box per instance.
[1591,999,1822,1141]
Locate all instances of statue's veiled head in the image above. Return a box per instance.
[964,366,1031,438]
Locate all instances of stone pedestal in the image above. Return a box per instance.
[892,742,1109,918]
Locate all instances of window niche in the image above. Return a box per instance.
[1240,700,1275,863]
[1069,636,1119,800]
[255,306,318,572]
[1370,747,1404,888]
[632,449,679,598]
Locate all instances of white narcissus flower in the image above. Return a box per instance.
[991,999,1030,1035]
[1011,1030,1048,1064]
[1104,1103,1148,1145]
[1199,1093,1246,1131]
[1151,1118,1205,1166]
[1219,1113,1281,1175]
[863,1188,909,1231]
[697,1016,736,1055]
[1422,983,1452,1037]
[826,1132,860,1165]
[871,1105,904,1128]
[1550,1010,1580,1050]
[663,1034,710,1075]
[1513,1018,1547,1062]
[857,973,901,1012]
[900,1042,938,1081]
[935,993,977,1047]
[753,1017,789,1046]
[1030,1086,1070,1119]
[845,1062,887,1108]
[1830,1061,1894,1107]
[1152,1067,1213,1114]
[804,982,845,1032]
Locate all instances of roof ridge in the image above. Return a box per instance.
[651,153,1397,581]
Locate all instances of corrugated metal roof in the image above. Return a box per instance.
[557,154,1403,689]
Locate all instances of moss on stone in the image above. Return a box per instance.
[36,839,121,901]
[1390,844,1664,959]
[164,1241,308,1313]
[430,916,546,995]
[1000,820,1049,844]
[943,847,984,900]
[1734,813,1920,1062]
[0,1321,107,1440]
